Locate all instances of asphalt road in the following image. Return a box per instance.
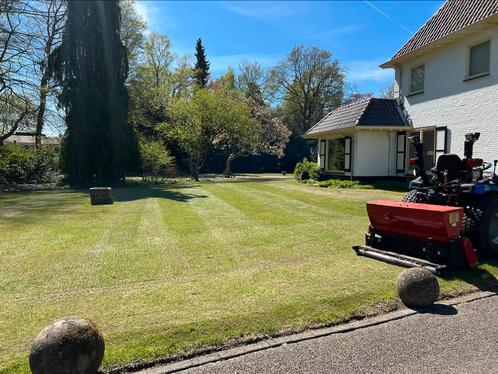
[179,295,498,374]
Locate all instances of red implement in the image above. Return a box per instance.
[367,200,463,244]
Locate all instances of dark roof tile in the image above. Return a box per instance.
[305,98,407,136]
[389,0,498,63]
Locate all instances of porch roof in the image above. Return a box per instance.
[304,98,408,138]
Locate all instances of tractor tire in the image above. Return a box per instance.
[402,190,428,203]
[475,196,498,258]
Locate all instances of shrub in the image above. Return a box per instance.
[294,158,320,181]
[139,140,175,179]
[317,179,374,189]
[0,144,61,185]
[372,180,409,192]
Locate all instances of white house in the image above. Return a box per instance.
[305,0,498,179]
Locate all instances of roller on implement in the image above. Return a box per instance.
[353,132,498,275]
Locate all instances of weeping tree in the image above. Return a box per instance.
[54,0,138,184]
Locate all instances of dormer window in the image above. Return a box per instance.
[409,65,424,94]
[468,40,490,78]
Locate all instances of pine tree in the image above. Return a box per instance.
[54,0,138,184]
[193,38,210,87]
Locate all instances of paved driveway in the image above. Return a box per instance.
[176,294,497,374]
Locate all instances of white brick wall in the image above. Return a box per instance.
[396,25,498,162]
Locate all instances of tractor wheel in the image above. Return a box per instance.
[476,196,498,258]
[402,190,428,203]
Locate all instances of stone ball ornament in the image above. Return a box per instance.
[396,267,440,308]
[29,316,105,374]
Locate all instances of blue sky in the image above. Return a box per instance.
[134,1,444,96]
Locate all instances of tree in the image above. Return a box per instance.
[167,54,193,98]
[223,89,290,177]
[268,45,344,135]
[0,1,37,144]
[142,33,173,88]
[54,0,138,184]
[119,0,146,72]
[380,83,396,99]
[238,61,271,102]
[167,88,254,180]
[139,139,174,180]
[192,38,209,88]
[345,92,373,104]
[31,0,66,148]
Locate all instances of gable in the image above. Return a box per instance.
[382,0,498,68]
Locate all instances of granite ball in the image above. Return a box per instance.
[29,316,105,374]
[396,267,440,308]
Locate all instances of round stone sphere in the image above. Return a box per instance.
[396,268,440,308]
[29,316,105,374]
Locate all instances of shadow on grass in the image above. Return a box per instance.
[442,260,498,293]
[110,184,208,203]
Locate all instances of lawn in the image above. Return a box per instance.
[1,175,497,373]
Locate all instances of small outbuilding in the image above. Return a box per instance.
[303,98,410,179]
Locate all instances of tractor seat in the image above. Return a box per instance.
[436,154,463,182]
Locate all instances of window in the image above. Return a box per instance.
[469,41,490,78]
[410,65,425,94]
[327,138,345,171]
[396,132,406,172]
[344,137,352,171]
[435,127,447,161]
[319,139,326,169]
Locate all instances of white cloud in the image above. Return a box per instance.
[345,58,393,83]
[219,1,303,23]
[132,1,171,33]
[133,1,149,24]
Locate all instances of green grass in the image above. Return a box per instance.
[1,175,497,373]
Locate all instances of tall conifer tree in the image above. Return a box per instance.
[193,38,210,87]
[54,0,138,184]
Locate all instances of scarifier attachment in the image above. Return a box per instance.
[353,245,447,275]
[353,200,477,273]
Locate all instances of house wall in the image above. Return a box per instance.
[315,130,399,178]
[395,25,498,162]
[354,131,391,177]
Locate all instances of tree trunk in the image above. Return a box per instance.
[189,158,200,181]
[224,154,237,178]
[1,110,28,143]
[35,73,49,148]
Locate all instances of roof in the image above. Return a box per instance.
[382,0,498,68]
[304,98,408,137]
[5,133,60,146]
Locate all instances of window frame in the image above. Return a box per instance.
[327,137,347,173]
[409,64,425,95]
[435,126,448,162]
[344,136,352,172]
[466,40,491,81]
[319,139,326,169]
[396,132,406,173]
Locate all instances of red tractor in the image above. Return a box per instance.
[353,133,498,274]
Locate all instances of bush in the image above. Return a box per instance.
[140,140,175,179]
[0,144,61,185]
[371,180,409,192]
[317,179,374,189]
[294,158,320,181]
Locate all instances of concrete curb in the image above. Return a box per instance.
[130,291,497,374]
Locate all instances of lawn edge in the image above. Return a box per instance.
[105,285,498,374]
